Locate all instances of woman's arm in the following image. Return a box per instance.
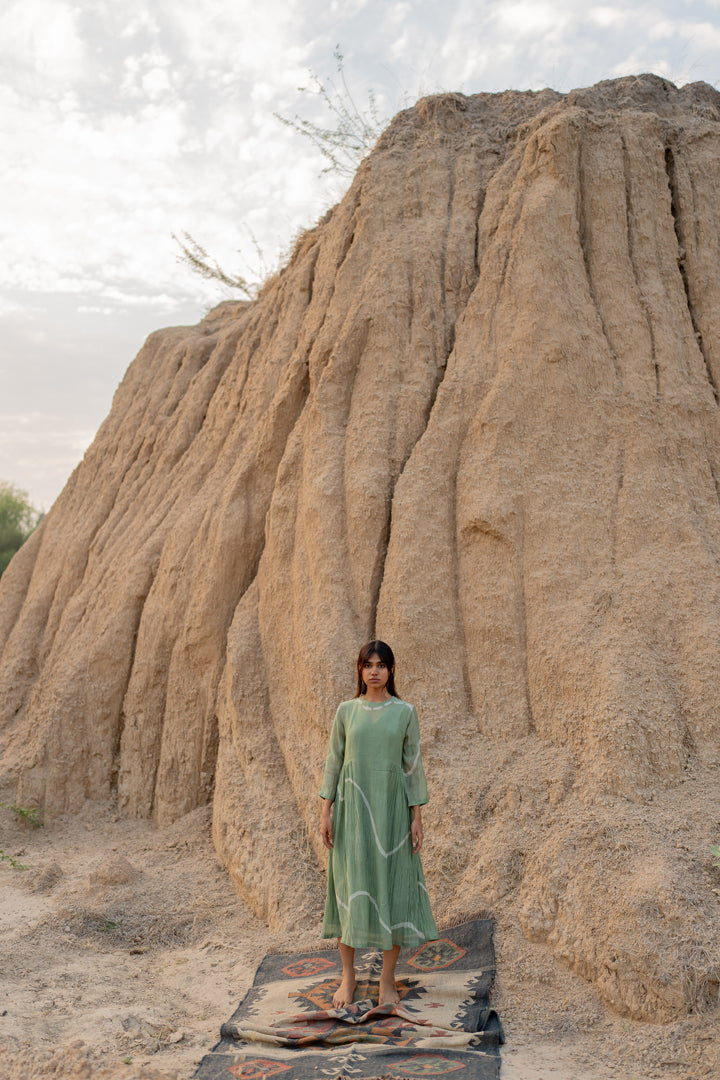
[402,706,429,807]
[321,798,334,849]
[410,805,423,853]
[319,706,346,803]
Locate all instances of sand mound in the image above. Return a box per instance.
[2,73,720,1020]
[0,1041,175,1080]
[87,855,141,887]
[27,860,63,893]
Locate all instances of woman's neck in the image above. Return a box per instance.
[363,688,392,703]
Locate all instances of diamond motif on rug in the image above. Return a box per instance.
[281,957,337,979]
[407,938,468,971]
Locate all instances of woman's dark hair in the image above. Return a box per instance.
[355,640,398,698]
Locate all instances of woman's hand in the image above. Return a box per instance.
[411,807,423,853]
[321,800,334,849]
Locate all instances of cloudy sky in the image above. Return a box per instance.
[3,0,720,509]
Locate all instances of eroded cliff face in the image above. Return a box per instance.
[2,74,720,1020]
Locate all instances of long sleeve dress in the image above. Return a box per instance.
[319,696,439,950]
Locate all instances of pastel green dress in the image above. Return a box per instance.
[320,696,439,950]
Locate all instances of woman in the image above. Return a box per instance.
[320,640,438,1008]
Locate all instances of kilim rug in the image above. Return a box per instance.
[193,918,504,1080]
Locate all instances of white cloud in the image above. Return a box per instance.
[119,9,161,39]
[589,6,627,29]
[388,2,412,22]
[328,0,369,15]
[494,1,571,36]
[0,297,27,318]
[120,48,175,99]
[0,412,97,511]
[649,18,678,40]
[0,412,95,452]
[0,0,85,81]
[676,17,720,49]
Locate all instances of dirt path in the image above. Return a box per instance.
[0,803,715,1079]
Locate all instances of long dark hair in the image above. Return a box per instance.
[355,640,399,698]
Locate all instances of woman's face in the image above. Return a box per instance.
[361,652,391,691]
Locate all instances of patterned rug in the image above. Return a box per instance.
[193,918,503,1080]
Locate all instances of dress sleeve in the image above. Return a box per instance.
[319,705,346,801]
[402,704,429,807]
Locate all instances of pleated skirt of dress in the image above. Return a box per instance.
[322,760,438,950]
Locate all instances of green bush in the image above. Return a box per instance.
[0,802,44,828]
[0,482,41,577]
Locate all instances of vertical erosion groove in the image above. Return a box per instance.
[438,158,456,307]
[304,244,319,307]
[707,453,720,511]
[576,134,620,384]
[664,145,719,403]
[612,445,625,567]
[473,193,484,279]
[621,135,659,395]
[110,609,144,797]
[520,563,535,735]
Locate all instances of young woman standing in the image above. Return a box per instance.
[320,640,438,1008]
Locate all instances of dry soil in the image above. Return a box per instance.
[1,804,717,1080]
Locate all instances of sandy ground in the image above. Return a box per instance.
[0,803,716,1080]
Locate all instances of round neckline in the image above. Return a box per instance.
[359,696,395,710]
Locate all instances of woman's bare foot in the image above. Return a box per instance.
[378,975,400,1006]
[332,975,357,1008]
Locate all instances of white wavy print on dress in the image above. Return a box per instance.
[344,777,410,857]
[336,890,422,939]
[403,746,420,777]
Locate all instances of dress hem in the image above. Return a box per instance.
[320,928,439,949]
